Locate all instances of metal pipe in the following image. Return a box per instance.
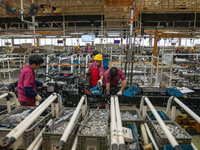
[142,96,181,150]
[27,119,52,150]
[174,97,200,124]
[144,123,159,150]
[0,93,58,147]
[115,96,126,150]
[110,96,119,150]
[57,95,86,148]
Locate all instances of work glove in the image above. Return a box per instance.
[43,82,48,87]
[117,91,123,95]
[35,94,42,102]
[97,79,103,86]
[85,68,89,74]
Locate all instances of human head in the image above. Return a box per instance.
[94,54,103,67]
[92,51,99,58]
[29,55,44,70]
[110,67,118,78]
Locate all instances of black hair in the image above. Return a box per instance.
[92,50,99,57]
[110,67,118,78]
[29,55,44,65]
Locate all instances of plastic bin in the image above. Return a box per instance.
[127,124,141,150]
[163,144,194,150]
[150,121,192,149]
[120,109,143,127]
[103,58,109,69]
[42,108,82,150]
[77,109,109,150]
[0,114,45,149]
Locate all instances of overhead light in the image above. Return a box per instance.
[107,34,121,36]
[46,36,57,38]
[61,36,71,38]
[70,32,84,35]
[107,31,120,35]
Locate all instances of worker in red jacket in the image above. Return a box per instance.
[87,54,104,86]
[18,55,48,107]
[103,67,127,95]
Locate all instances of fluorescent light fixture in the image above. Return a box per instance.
[70,32,84,35]
[107,31,120,35]
[61,36,71,38]
[108,34,120,37]
[97,35,104,37]
[46,36,57,38]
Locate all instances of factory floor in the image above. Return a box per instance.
[0,70,200,149]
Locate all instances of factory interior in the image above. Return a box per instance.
[0,0,200,150]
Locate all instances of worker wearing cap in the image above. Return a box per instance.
[103,67,127,95]
[88,54,104,86]
[176,45,181,53]
[90,50,99,63]
[185,47,190,53]
[18,55,48,107]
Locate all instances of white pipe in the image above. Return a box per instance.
[171,106,176,121]
[4,94,57,141]
[27,119,52,150]
[32,138,42,150]
[110,96,119,149]
[166,96,174,115]
[191,143,198,150]
[114,96,126,149]
[174,97,200,124]
[55,103,59,117]
[144,123,159,150]
[142,106,147,120]
[143,96,180,148]
[57,94,63,111]
[58,95,86,147]
[6,101,11,113]
[9,92,19,109]
[71,135,78,150]
[51,103,55,117]
[0,92,8,100]
[140,124,149,145]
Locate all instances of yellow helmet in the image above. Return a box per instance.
[178,45,180,48]
[94,54,103,61]
[191,47,194,50]
[184,47,187,50]
[74,46,76,48]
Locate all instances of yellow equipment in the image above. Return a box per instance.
[94,54,103,61]
[176,114,200,135]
